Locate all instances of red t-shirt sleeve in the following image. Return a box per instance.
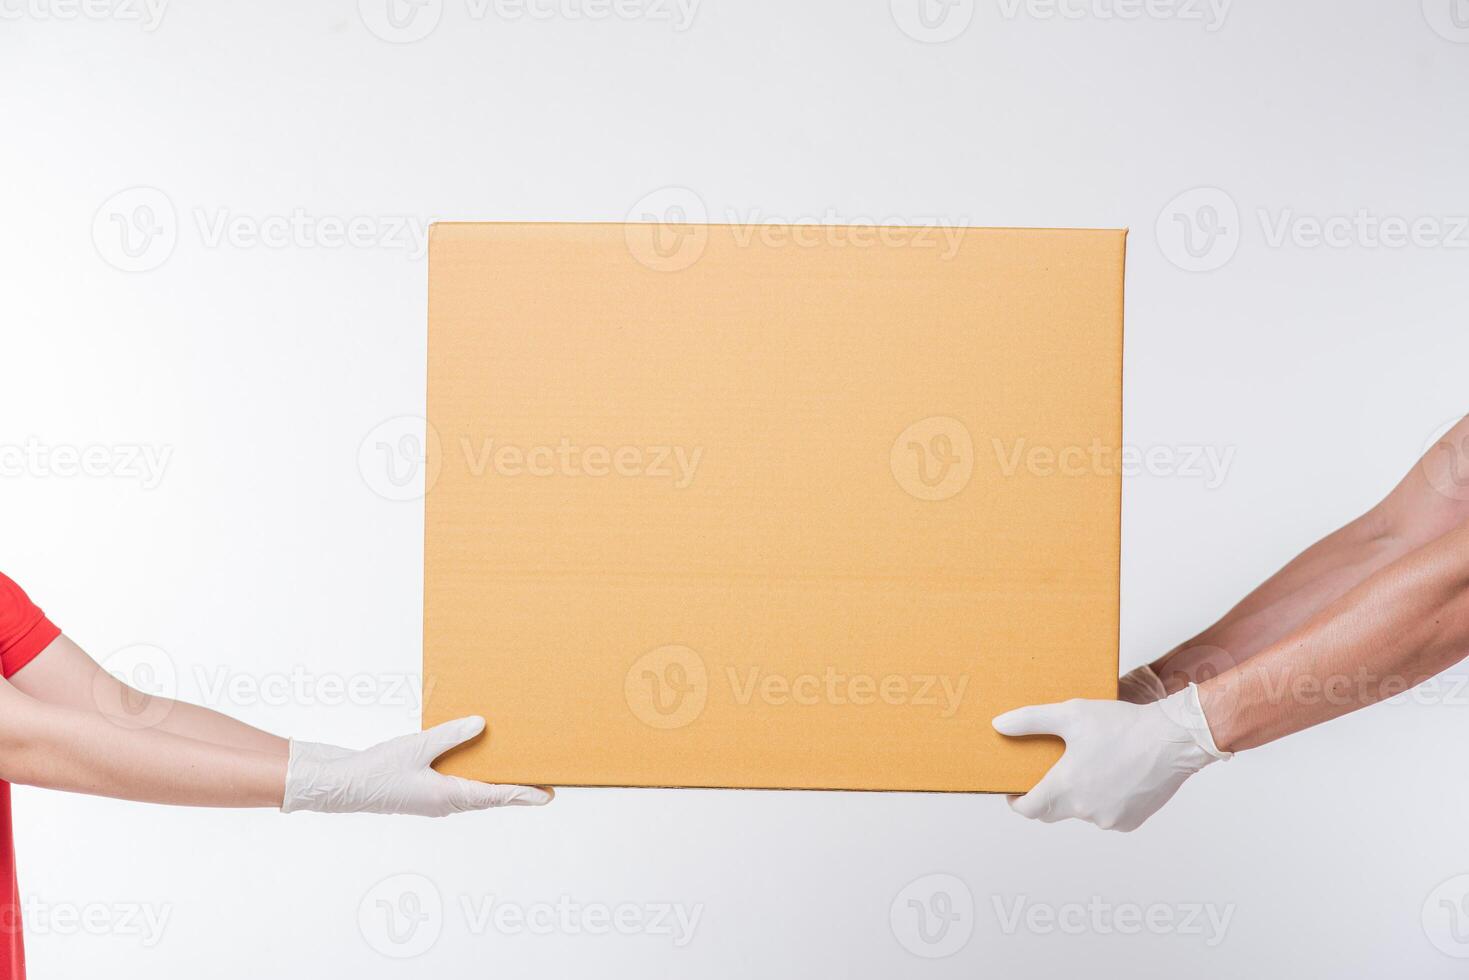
[0,573,61,679]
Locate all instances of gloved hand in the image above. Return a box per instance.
[992,684,1230,832]
[281,716,552,817]
[1117,662,1168,704]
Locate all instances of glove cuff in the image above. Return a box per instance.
[281,739,352,813]
[1157,684,1233,765]
[281,739,313,813]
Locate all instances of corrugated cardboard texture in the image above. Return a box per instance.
[424,222,1124,793]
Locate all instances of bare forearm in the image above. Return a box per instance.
[1153,417,1469,692]
[1153,512,1410,690]
[127,696,287,757]
[1199,523,1469,751]
[0,688,286,807]
[10,635,287,756]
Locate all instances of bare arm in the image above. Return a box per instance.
[995,516,1469,833]
[0,636,547,814]
[0,675,285,807]
[1200,520,1469,751]
[997,420,1469,832]
[10,635,287,757]
[0,576,547,816]
[1150,415,1469,692]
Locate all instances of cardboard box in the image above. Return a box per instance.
[423,221,1124,793]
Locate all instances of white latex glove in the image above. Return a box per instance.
[992,684,1230,832]
[281,716,552,817]
[1117,663,1168,704]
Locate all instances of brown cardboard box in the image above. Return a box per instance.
[423,221,1124,793]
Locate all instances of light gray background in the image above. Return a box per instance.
[4,0,1469,975]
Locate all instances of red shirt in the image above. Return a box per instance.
[0,574,62,980]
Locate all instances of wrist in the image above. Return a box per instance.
[260,748,289,809]
[1150,657,1190,695]
[1118,663,1168,704]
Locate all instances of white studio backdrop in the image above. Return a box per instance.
[3,0,1469,976]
